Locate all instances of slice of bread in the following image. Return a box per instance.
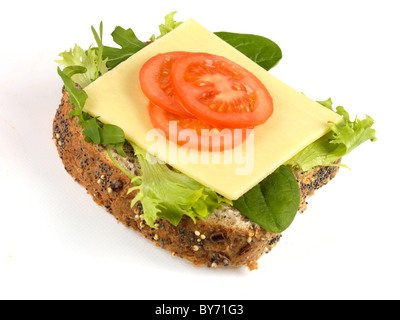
[53,87,340,270]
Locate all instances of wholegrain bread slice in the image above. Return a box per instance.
[53,87,340,270]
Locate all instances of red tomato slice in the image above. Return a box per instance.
[171,52,273,128]
[139,51,195,118]
[148,102,252,152]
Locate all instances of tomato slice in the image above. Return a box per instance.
[139,51,195,118]
[148,102,252,152]
[170,52,273,128]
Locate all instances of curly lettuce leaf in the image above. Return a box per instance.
[150,11,183,41]
[287,99,377,171]
[56,23,108,88]
[56,44,108,88]
[127,144,231,228]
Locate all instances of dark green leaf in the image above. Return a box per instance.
[57,67,88,114]
[215,32,282,71]
[99,123,126,145]
[81,112,92,121]
[91,22,104,80]
[114,142,126,157]
[67,108,82,117]
[112,26,144,49]
[103,26,148,69]
[57,68,128,152]
[233,165,300,233]
[82,118,101,144]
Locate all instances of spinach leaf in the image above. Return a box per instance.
[103,26,148,69]
[81,119,125,148]
[233,165,300,233]
[81,118,100,144]
[99,124,126,145]
[215,32,282,71]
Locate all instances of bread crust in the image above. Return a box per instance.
[53,88,340,270]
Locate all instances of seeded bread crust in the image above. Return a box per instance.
[53,88,340,270]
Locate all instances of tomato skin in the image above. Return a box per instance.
[148,102,252,152]
[170,52,274,128]
[139,51,195,118]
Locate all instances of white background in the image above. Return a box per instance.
[0,0,399,300]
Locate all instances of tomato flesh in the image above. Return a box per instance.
[171,52,273,128]
[148,102,252,152]
[139,52,195,118]
[141,51,273,151]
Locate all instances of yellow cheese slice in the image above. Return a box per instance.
[84,19,342,200]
